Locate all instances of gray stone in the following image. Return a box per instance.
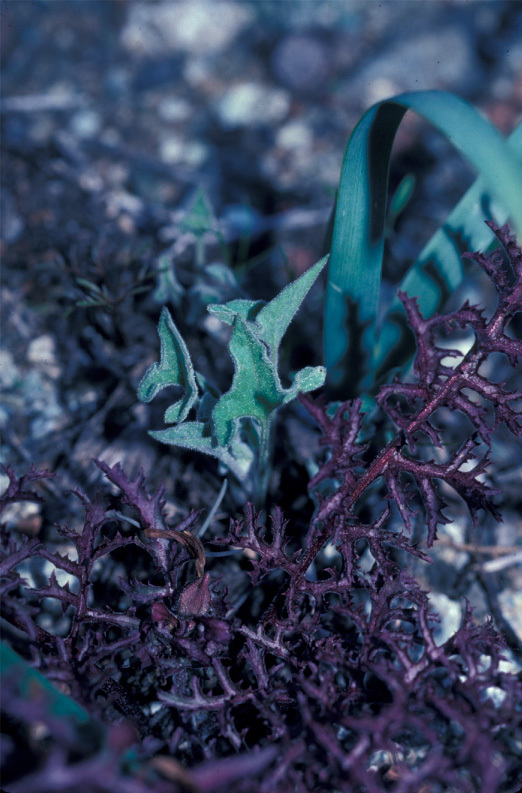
[498,589,522,642]
[0,350,20,389]
[271,34,330,93]
[70,109,102,140]
[0,190,25,246]
[217,83,290,129]
[349,28,481,105]
[121,1,253,57]
[276,120,313,151]
[159,135,208,167]
[27,335,60,378]
[158,96,192,123]
[427,592,462,646]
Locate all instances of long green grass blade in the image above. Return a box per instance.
[324,90,522,394]
[374,122,522,375]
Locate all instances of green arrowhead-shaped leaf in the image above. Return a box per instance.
[141,257,327,495]
[138,307,198,424]
[212,315,325,446]
[180,188,218,238]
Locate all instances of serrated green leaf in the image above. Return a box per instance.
[138,307,198,424]
[324,90,522,392]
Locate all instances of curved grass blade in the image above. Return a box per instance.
[374,122,522,376]
[324,90,522,394]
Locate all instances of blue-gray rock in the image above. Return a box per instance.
[271,34,330,94]
[217,83,290,129]
[348,27,482,103]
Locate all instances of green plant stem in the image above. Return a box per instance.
[195,236,206,270]
[255,417,273,506]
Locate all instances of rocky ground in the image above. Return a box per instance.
[1,1,522,664]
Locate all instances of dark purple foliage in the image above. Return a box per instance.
[1,222,522,793]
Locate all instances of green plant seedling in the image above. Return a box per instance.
[153,253,185,306]
[153,190,240,316]
[180,187,219,240]
[138,255,328,502]
[180,187,229,270]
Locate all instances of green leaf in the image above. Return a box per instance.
[387,173,415,227]
[127,286,151,297]
[292,365,327,393]
[149,421,254,481]
[76,299,104,308]
[255,254,328,360]
[141,257,327,499]
[374,122,522,374]
[205,262,240,289]
[187,262,242,320]
[209,255,328,360]
[153,254,184,305]
[324,90,522,393]
[208,298,266,326]
[1,641,103,737]
[180,187,218,238]
[137,307,198,424]
[76,277,103,294]
[211,315,325,446]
